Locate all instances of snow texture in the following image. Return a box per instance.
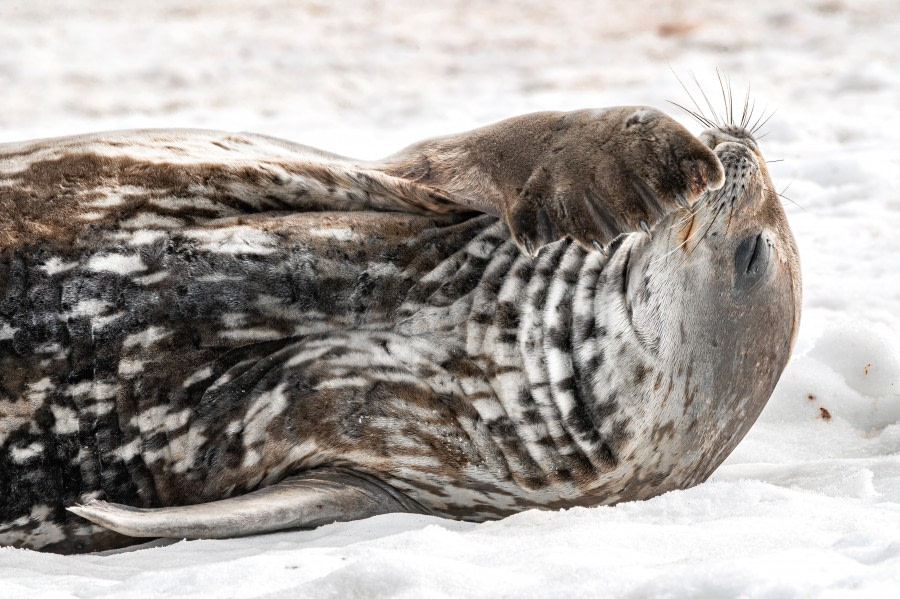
[1,0,899,597]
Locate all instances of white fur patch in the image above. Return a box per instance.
[92,311,126,330]
[34,342,63,355]
[0,322,17,340]
[121,213,185,229]
[113,438,142,461]
[87,193,127,208]
[220,328,282,341]
[187,226,277,255]
[135,271,169,285]
[471,397,506,422]
[87,253,147,275]
[310,227,357,242]
[118,360,145,377]
[38,257,79,276]
[51,405,80,435]
[182,366,214,388]
[315,377,368,390]
[67,381,117,401]
[26,377,54,404]
[68,299,109,318]
[84,401,114,417]
[11,442,44,464]
[284,346,332,368]
[241,383,288,452]
[165,429,208,472]
[130,406,192,437]
[123,326,171,349]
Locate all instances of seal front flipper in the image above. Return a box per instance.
[378,107,724,256]
[66,469,428,540]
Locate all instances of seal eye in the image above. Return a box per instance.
[734,233,770,289]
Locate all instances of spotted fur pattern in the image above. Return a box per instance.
[0,127,797,553]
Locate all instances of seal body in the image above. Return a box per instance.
[0,114,799,553]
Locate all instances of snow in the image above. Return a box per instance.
[1,0,899,596]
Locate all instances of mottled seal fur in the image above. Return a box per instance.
[0,108,799,553]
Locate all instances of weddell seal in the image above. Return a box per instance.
[0,107,800,553]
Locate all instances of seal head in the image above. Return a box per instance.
[619,123,801,486]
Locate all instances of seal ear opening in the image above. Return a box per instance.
[67,469,427,540]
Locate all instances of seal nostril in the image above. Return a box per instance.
[734,232,770,289]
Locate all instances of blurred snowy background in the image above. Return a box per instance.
[1,0,899,597]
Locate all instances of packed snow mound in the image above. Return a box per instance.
[808,324,899,404]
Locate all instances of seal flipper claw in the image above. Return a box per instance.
[640,220,652,240]
[592,239,608,257]
[67,469,427,540]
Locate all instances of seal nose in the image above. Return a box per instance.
[710,141,762,204]
[715,141,757,166]
[734,232,770,290]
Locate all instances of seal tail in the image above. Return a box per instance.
[67,469,427,540]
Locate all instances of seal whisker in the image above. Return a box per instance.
[672,189,715,227]
[715,70,735,127]
[681,200,726,264]
[764,181,806,212]
[691,71,723,126]
[684,212,722,265]
[652,193,717,267]
[654,233,694,264]
[740,83,753,129]
[750,104,770,134]
[752,108,778,137]
[777,192,804,210]
[744,96,758,131]
[727,76,736,126]
[668,210,696,231]
[670,67,717,127]
[780,180,795,196]
[667,101,716,129]
[665,194,710,238]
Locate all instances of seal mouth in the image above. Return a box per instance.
[734,231,772,291]
[741,233,765,275]
[679,212,698,246]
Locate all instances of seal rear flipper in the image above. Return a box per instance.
[66,469,428,540]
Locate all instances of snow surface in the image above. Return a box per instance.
[1,0,899,597]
